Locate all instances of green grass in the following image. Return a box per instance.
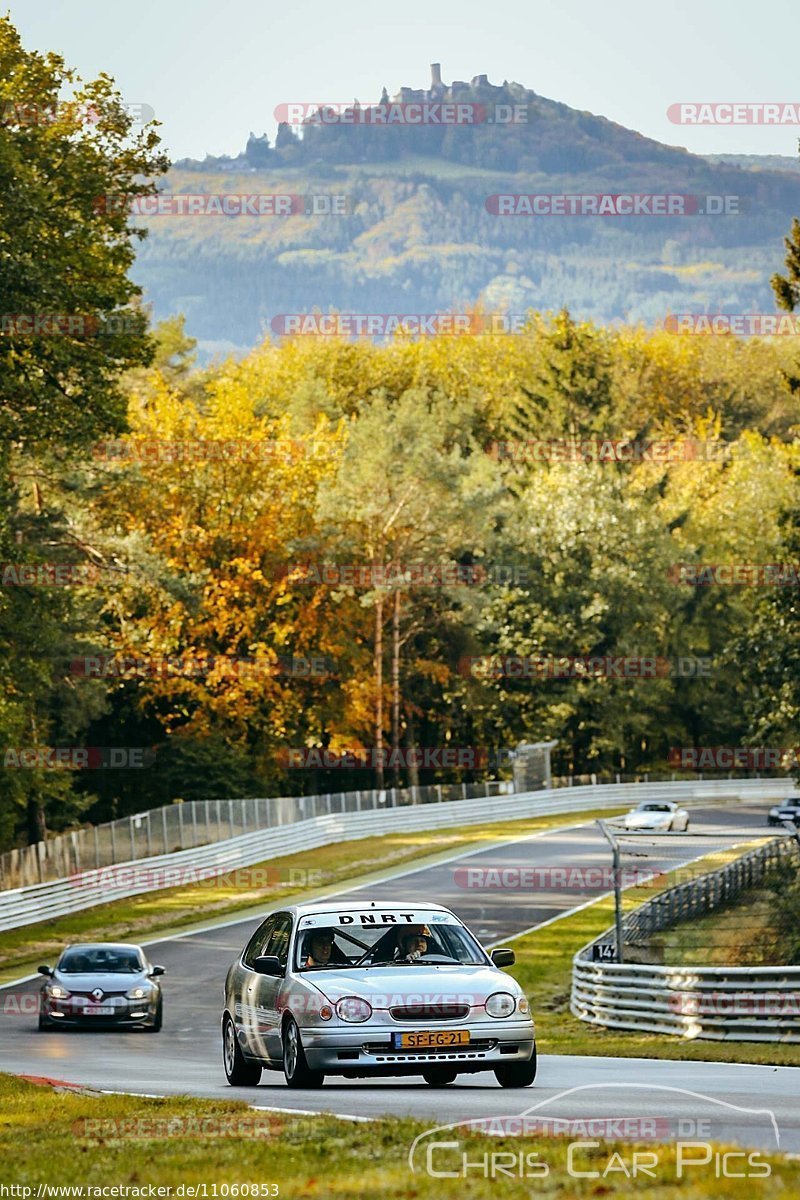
[507,852,800,1067]
[654,887,795,967]
[0,807,627,981]
[0,1073,797,1197]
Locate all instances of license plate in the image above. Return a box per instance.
[83,1005,114,1016]
[393,1029,470,1049]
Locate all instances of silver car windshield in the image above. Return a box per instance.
[295,923,486,970]
[59,948,143,973]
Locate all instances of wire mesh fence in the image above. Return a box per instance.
[0,780,512,890]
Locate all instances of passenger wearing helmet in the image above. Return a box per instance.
[394,923,431,963]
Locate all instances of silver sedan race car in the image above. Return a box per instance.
[619,800,690,831]
[38,942,165,1031]
[222,901,536,1089]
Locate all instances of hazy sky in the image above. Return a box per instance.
[9,0,800,162]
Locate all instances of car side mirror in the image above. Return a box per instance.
[150,965,166,977]
[491,948,515,968]
[37,965,53,977]
[253,955,284,977]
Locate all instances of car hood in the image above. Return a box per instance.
[51,971,150,992]
[623,812,672,828]
[304,964,518,1008]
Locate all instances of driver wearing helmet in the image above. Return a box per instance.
[303,928,336,967]
[394,923,431,963]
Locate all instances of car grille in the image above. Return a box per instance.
[390,1004,470,1022]
[363,1039,496,1062]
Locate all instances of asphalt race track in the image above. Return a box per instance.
[2,802,797,1152]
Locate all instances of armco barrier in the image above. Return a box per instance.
[572,838,800,1042]
[0,778,792,933]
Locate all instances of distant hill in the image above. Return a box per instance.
[133,66,800,359]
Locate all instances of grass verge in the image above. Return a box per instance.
[0,807,626,981]
[0,1073,796,1197]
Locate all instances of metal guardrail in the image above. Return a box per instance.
[0,780,509,890]
[572,838,800,1042]
[0,784,621,933]
[0,778,792,934]
[3,769,793,890]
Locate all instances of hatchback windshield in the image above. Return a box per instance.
[59,947,143,974]
[639,804,671,813]
[295,922,486,970]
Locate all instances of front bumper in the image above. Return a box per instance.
[299,1019,535,1075]
[41,996,159,1027]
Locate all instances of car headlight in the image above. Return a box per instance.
[126,985,152,1000]
[516,995,530,1016]
[335,996,372,1023]
[46,984,69,999]
[485,991,516,1018]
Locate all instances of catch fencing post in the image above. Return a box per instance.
[597,819,624,965]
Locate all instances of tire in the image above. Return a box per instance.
[494,1045,537,1088]
[282,1018,324,1088]
[147,999,163,1032]
[423,1067,457,1087]
[222,1014,262,1086]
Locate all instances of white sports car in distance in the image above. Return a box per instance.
[620,801,690,831]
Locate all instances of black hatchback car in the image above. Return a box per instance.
[38,942,165,1031]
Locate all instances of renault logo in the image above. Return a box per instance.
[91,988,104,1001]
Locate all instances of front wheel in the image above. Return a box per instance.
[223,1014,261,1086]
[283,1018,324,1088]
[146,999,163,1032]
[423,1067,457,1087]
[494,1045,537,1088]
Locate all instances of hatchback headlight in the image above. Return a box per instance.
[517,995,530,1015]
[126,985,152,1000]
[335,996,372,1023]
[46,984,69,999]
[485,991,516,1018]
